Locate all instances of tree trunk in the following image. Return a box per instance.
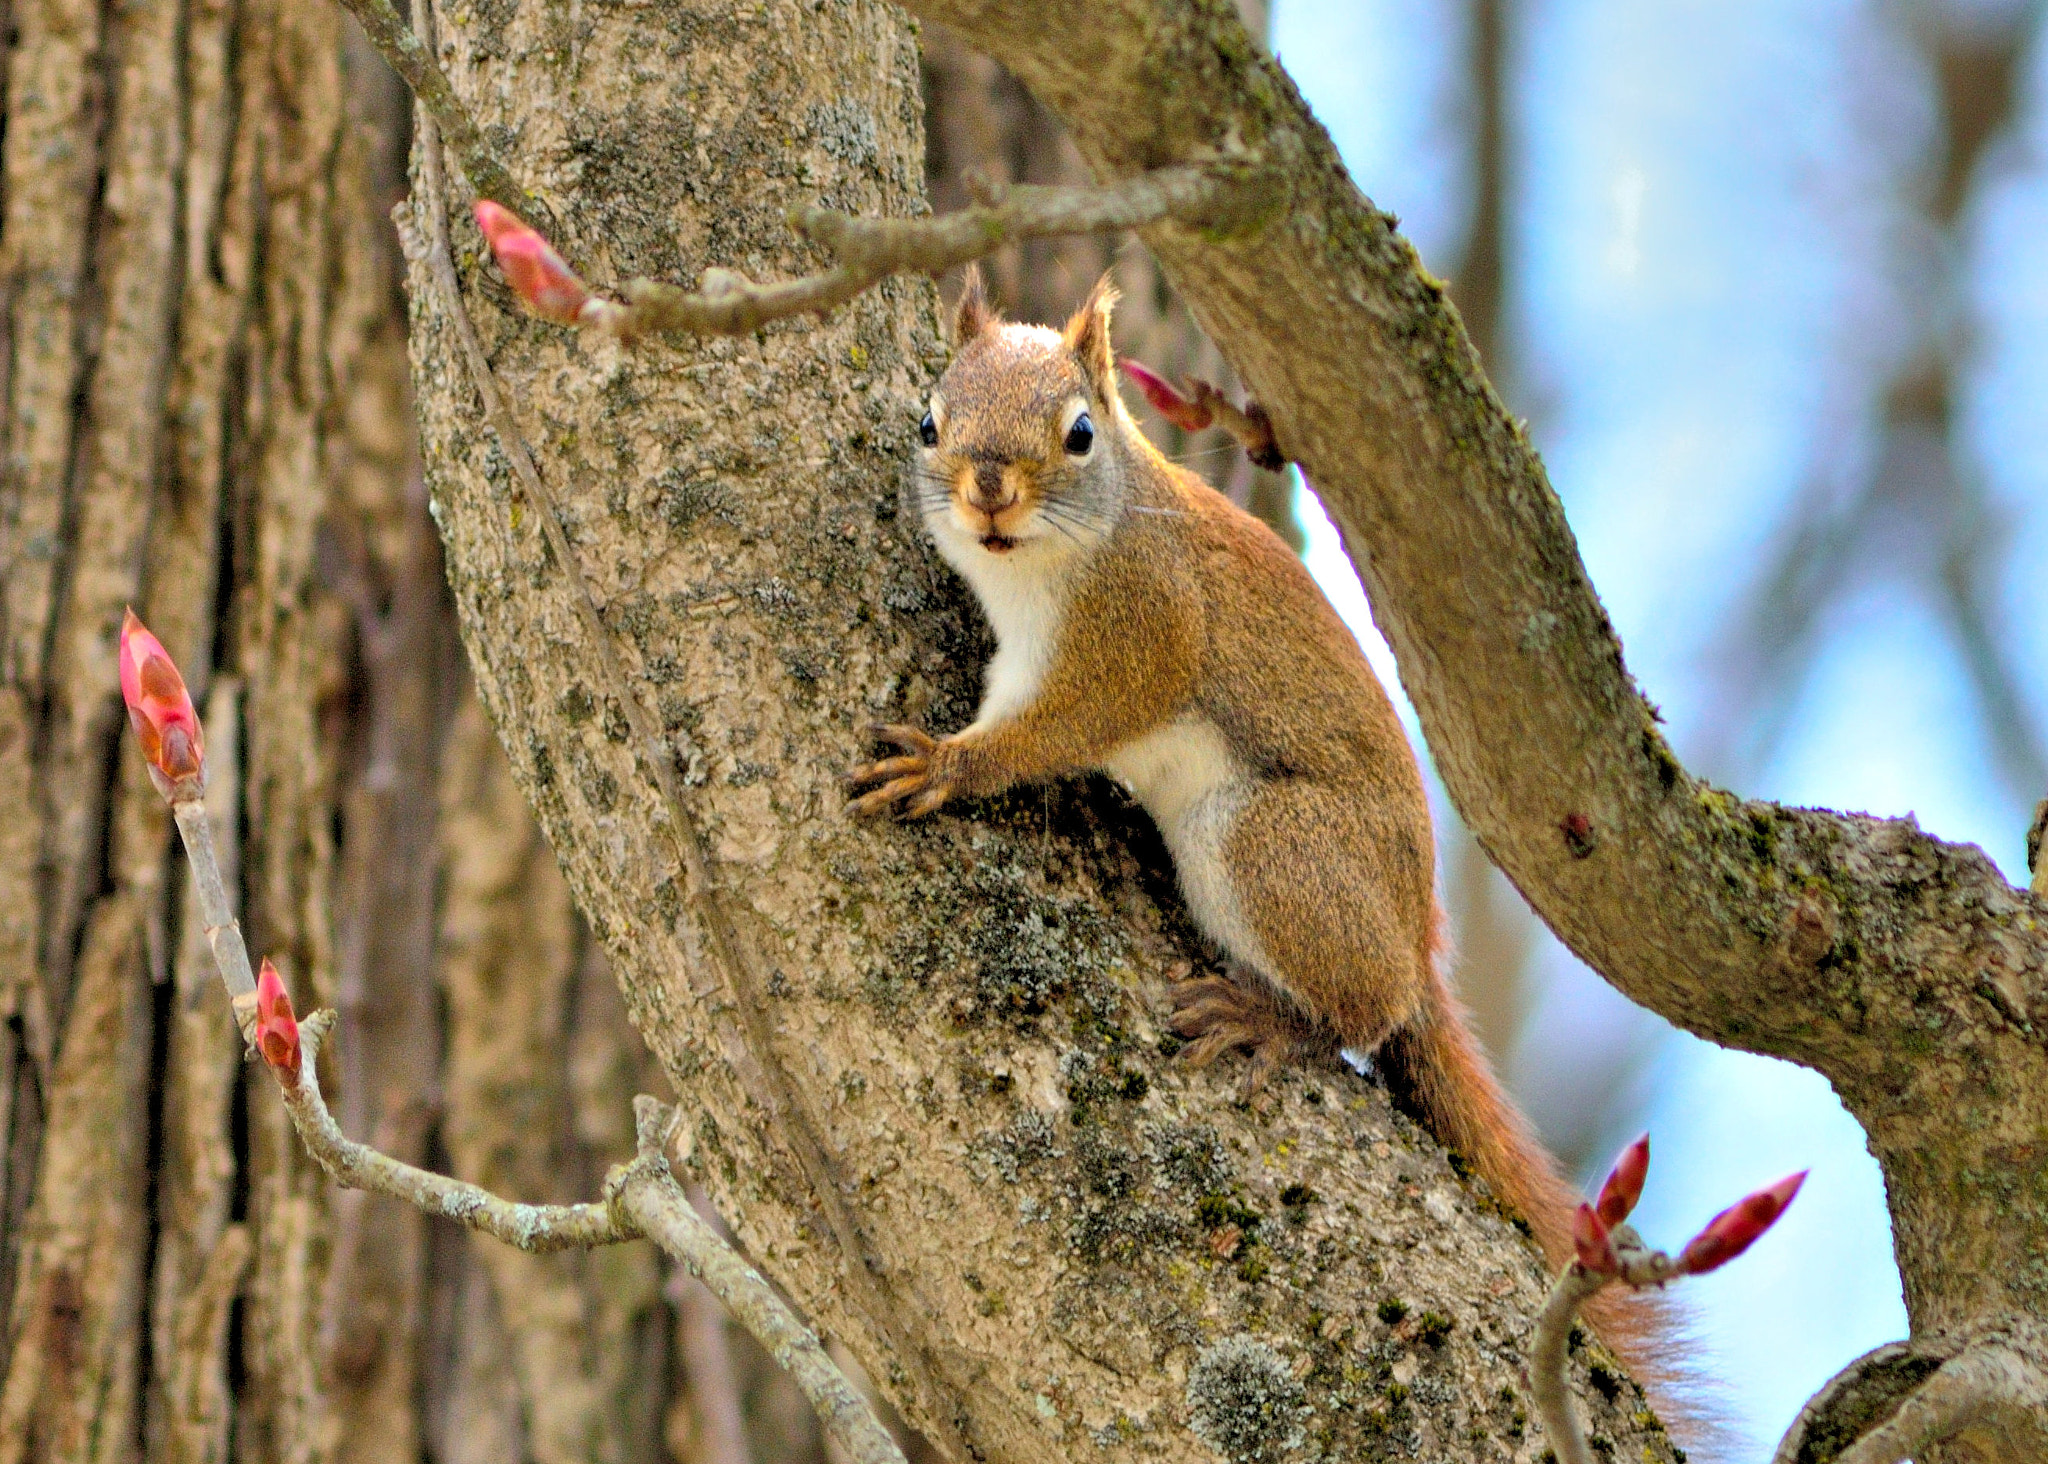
[405,5,1674,1464]
[0,0,392,1450]
[0,3,702,1459]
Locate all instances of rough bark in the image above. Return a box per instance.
[0,0,385,1451]
[405,4,1674,1464]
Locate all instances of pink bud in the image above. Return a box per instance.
[1679,1171,1806,1276]
[255,958,302,1084]
[1596,1134,1650,1228]
[474,201,592,325]
[119,608,204,796]
[1119,358,1214,433]
[1573,1201,1619,1275]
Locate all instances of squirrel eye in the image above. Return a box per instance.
[1063,413,1094,456]
[919,411,938,447]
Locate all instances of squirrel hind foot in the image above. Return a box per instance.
[1169,970,1333,1098]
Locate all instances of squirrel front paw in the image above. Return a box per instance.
[848,724,962,818]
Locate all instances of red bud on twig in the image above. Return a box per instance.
[1595,1133,1650,1228]
[119,608,204,798]
[1572,1202,1619,1275]
[1678,1171,1806,1276]
[255,958,302,1084]
[1119,358,1215,433]
[474,201,595,325]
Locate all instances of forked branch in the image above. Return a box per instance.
[1532,1137,1805,1464]
[117,611,911,1464]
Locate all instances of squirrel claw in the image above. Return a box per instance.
[849,754,926,789]
[868,723,936,756]
[849,772,934,817]
[1169,973,1314,1098]
[849,725,961,818]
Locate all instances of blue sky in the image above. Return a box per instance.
[1271,0,2048,1454]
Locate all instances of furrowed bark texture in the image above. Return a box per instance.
[0,2,694,1458]
[905,1,2048,1455]
[0,0,392,1450]
[407,3,1672,1463]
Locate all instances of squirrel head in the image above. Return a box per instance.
[915,268,1130,560]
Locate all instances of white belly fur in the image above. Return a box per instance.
[932,523,1069,729]
[1102,717,1272,975]
[930,520,1267,971]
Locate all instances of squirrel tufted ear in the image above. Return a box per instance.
[1062,273,1120,400]
[953,264,996,345]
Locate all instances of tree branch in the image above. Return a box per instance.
[287,1008,632,1249]
[171,799,256,1020]
[119,613,916,1464]
[1820,1340,2047,1464]
[473,166,1247,339]
[1529,1265,1608,1464]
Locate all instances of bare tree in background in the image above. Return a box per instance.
[1708,0,2048,799]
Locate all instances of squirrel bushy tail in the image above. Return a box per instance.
[1375,910,1712,1448]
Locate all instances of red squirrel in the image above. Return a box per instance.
[850,270,1673,1397]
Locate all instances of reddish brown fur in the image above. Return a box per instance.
[852,276,1693,1433]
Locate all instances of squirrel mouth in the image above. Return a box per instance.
[979,533,1018,554]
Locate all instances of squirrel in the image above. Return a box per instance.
[850,269,1676,1397]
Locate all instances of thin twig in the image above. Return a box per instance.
[146,686,914,1462]
[1530,1149,1801,1464]
[171,798,256,1036]
[489,166,1246,340]
[618,1098,909,1464]
[328,0,540,227]
[675,1183,757,1464]
[285,1008,632,1249]
[630,168,1235,336]
[260,1005,912,1464]
[1529,1264,1613,1464]
[154,761,916,1460]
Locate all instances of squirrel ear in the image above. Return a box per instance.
[953,265,995,345]
[1062,273,1120,400]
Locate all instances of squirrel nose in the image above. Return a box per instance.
[970,461,1014,511]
